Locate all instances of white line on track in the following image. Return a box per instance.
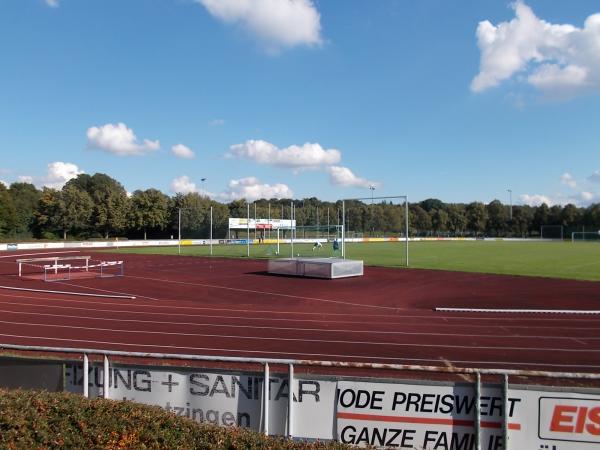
[437,307,600,315]
[0,285,135,299]
[0,319,597,352]
[0,297,595,331]
[1,308,596,341]
[1,293,598,325]
[1,332,599,370]
[0,250,81,259]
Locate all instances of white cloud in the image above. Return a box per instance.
[171,144,195,159]
[471,1,600,98]
[170,176,199,194]
[227,140,341,169]
[18,175,34,184]
[87,123,160,156]
[560,172,577,188]
[0,180,7,188]
[196,0,322,51]
[327,166,379,189]
[45,0,59,7]
[220,177,293,202]
[209,119,225,126]
[18,162,84,189]
[588,171,600,183]
[520,191,598,207]
[520,194,555,206]
[581,191,595,201]
[43,162,84,189]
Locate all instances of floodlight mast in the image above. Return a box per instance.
[342,195,409,266]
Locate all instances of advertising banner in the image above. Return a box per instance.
[336,380,600,449]
[64,364,336,440]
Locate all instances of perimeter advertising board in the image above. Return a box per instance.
[64,363,600,448]
[64,364,336,440]
[337,380,600,449]
[228,218,295,230]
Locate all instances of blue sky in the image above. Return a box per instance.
[1,0,599,206]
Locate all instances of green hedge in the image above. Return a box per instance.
[0,389,355,449]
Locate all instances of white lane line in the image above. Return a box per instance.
[437,307,600,315]
[52,281,143,299]
[0,250,81,259]
[125,274,406,311]
[0,319,597,352]
[0,285,135,299]
[1,333,599,370]
[1,308,597,341]
[1,293,598,326]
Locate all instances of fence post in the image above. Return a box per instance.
[503,374,509,450]
[263,363,269,435]
[83,353,89,398]
[475,371,481,450]
[288,363,294,438]
[103,355,110,399]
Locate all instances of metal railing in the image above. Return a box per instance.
[2,342,600,449]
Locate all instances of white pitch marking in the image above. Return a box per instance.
[0,285,135,299]
[1,308,597,341]
[1,332,599,370]
[436,307,600,315]
[0,319,598,353]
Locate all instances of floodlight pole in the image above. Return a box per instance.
[405,196,409,266]
[178,207,181,255]
[290,202,295,258]
[247,203,250,257]
[210,206,213,256]
[342,200,346,259]
[507,189,513,220]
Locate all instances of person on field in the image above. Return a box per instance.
[333,239,339,252]
[313,241,323,251]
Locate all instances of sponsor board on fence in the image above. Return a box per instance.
[65,364,336,440]
[336,380,600,449]
[64,363,600,448]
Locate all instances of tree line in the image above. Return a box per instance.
[1,172,600,241]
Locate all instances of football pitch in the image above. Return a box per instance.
[111,240,600,282]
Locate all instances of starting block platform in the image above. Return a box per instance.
[267,257,363,279]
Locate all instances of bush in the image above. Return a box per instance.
[0,389,354,449]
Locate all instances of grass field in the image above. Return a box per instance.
[110,240,600,281]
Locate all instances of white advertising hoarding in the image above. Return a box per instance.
[64,364,335,440]
[336,380,600,449]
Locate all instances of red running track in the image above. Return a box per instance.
[0,250,599,373]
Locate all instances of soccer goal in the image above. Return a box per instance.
[571,231,600,242]
[341,195,409,266]
[540,225,564,240]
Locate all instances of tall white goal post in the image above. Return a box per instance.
[342,195,409,266]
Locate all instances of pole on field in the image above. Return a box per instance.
[247,203,250,257]
[210,206,213,256]
[290,202,294,258]
[405,196,409,266]
[178,208,181,255]
[342,200,346,259]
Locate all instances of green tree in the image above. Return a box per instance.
[409,205,431,235]
[8,182,40,237]
[129,189,169,239]
[486,200,508,236]
[466,202,487,235]
[431,209,449,234]
[66,173,129,238]
[34,186,93,240]
[0,184,17,238]
[446,204,467,235]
